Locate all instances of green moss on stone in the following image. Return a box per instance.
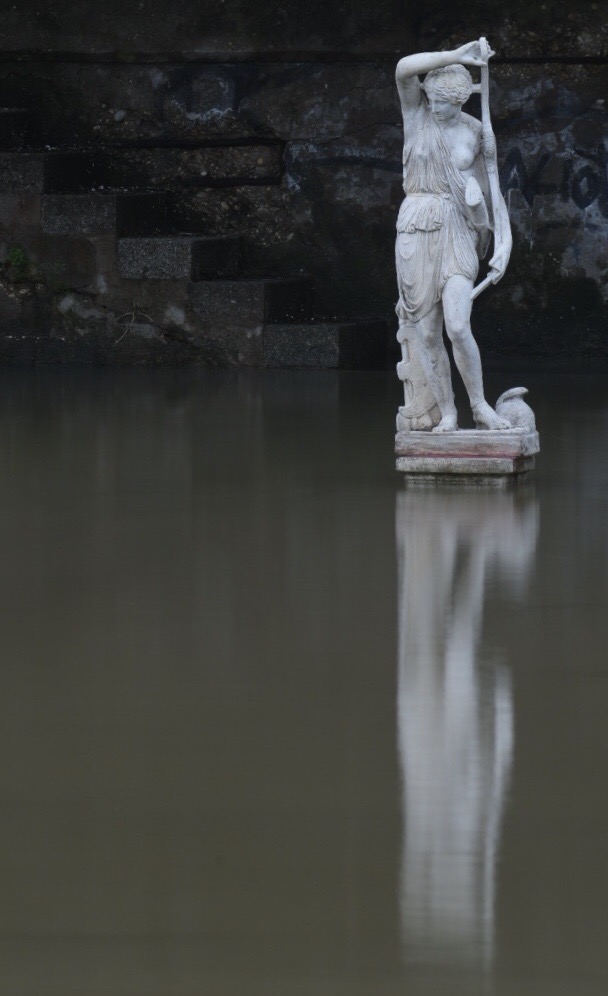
[5,246,30,281]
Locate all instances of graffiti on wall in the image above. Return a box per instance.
[295,141,608,218]
[500,144,608,214]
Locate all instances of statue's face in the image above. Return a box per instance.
[426,85,461,123]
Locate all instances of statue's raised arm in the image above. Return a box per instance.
[396,42,490,117]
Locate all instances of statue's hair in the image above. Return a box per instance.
[422,64,473,105]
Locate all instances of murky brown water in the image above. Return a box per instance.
[0,367,607,995]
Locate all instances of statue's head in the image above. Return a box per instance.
[422,65,473,122]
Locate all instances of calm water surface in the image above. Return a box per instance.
[0,367,606,995]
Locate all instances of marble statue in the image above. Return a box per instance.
[395,38,515,433]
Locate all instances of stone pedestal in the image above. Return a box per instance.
[395,428,540,486]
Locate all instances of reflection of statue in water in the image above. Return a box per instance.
[395,39,513,432]
[396,490,538,965]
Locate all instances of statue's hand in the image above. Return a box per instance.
[455,40,495,66]
[489,241,511,283]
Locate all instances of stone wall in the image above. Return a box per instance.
[1,0,608,363]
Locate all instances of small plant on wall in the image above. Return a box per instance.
[4,246,31,281]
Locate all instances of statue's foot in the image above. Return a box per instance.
[432,412,458,433]
[472,401,511,431]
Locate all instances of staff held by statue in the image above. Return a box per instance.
[470,37,512,301]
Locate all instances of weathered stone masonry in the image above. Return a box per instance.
[1,0,608,364]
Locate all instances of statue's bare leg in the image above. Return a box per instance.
[442,275,510,430]
[413,303,458,432]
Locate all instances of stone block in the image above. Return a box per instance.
[44,146,283,193]
[118,146,283,190]
[264,320,388,368]
[41,192,180,237]
[338,320,389,368]
[0,284,40,363]
[0,108,30,150]
[182,323,264,366]
[43,234,119,294]
[0,332,37,364]
[394,429,540,481]
[42,152,104,194]
[265,322,339,368]
[33,234,112,293]
[118,237,198,280]
[115,194,179,237]
[189,277,313,324]
[189,280,266,324]
[0,193,41,236]
[41,194,116,235]
[117,236,242,280]
[192,236,242,278]
[0,232,120,296]
[265,277,314,321]
[0,154,45,193]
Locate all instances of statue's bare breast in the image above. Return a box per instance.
[436,115,480,177]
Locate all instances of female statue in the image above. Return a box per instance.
[395,40,512,431]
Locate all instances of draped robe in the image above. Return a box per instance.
[396,108,483,324]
